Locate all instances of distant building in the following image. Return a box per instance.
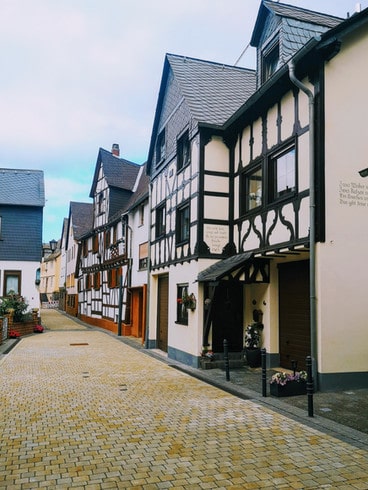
[0,168,45,310]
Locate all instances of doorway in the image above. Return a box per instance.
[157,275,169,352]
[211,281,244,352]
[278,260,310,370]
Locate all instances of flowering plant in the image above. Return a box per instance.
[244,322,263,349]
[270,370,307,386]
[201,347,215,360]
[9,330,20,339]
[177,293,196,310]
[33,325,44,333]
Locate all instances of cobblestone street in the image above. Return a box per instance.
[1,311,368,489]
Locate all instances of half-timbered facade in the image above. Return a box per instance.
[64,202,93,316]
[147,1,368,390]
[77,145,146,335]
[146,55,256,362]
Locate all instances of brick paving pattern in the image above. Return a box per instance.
[1,312,368,489]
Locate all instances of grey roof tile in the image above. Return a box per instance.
[167,54,256,126]
[99,148,141,191]
[0,168,45,206]
[69,201,93,239]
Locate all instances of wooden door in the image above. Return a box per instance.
[212,281,243,352]
[157,275,169,352]
[279,261,310,370]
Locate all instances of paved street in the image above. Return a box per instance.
[1,311,368,489]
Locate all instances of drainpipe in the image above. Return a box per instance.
[288,60,317,387]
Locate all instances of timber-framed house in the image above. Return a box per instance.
[147,1,368,390]
[76,144,147,336]
[146,54,256,362]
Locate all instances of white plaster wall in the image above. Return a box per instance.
[267,105,278,149]
[205,136,228,172]
[318,27,368,373]
[0,260,40,310]
[252,118,263,159]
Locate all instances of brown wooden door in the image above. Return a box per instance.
[157,275,169,352]
[212,281,244,352]
[279,260,310,370]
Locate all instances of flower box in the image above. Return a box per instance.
[270,380,307,397]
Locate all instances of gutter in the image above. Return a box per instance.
[288,60,318,388]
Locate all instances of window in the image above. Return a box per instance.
[176,203,190,244]
[244,167,262,213]
[108,267,121,288]
[92,235,99,253]
[94,272,100,290]
[98,192,104,214]
[139,242,148,270]
[269,147,296,201]
[82,239,88,258]
[177,284,189,325]
[105,229,111,248]
[155,202,166,238]
[177,131,190,171]
[4,271,21,295]
[86,273,92,291]
[139,204,144,226]
[262,41,279,83]
[156,129,166,164]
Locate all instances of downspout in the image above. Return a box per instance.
[288,60,317,387]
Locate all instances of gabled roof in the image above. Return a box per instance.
[147,54,256,173]
[251,0,343,47]
[0,168,45,206]
[89,148,141,198]
[167,54,256,126]
[125,162,149,211]
[69,201,93,240]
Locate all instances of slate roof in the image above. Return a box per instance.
[197,252,253,282]
[166,54,256,126]
[126,162,149,211]
[89,148,141,198]
[0,168,45,206]
[69,201,93,240]
[251,1,343,46]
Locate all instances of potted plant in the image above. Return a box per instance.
[244,322,263,367]
[270,370,307,397]
[33,325,44,333]
[178,293,197,311]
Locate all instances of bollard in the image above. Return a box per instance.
[306,355,314,417]
[261,348,267,397]
[223,339,230,381]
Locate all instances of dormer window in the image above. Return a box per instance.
[262,40,280,83]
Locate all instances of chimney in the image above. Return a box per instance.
[112,143,120,157]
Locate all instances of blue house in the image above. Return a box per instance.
[0,168,45,310]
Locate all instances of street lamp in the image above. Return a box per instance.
[49,239,57,252]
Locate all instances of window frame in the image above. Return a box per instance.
[268,145,296,203]
[242,164,263,215]
[176,202,190,245]
[177,130,190,171]
[261,39,280,83]
[156,129,166,165]
[176,283,189,325]
[3,270,21,296]
[155,202,166,239]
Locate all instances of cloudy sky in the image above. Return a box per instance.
[0,0,365,242]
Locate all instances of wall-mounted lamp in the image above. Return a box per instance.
[49,239,57,252]
[359,168,368,178]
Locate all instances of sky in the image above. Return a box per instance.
[0,0,366,243]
